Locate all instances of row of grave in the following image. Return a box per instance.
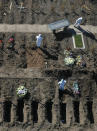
[0,99,94,125]
[0,36,87,68]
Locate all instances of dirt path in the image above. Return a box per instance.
[0,68,43,78]
[0,24,97,33]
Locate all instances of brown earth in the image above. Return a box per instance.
[0,0,97,131]
[0,32,96,131]
[0,0,97,25]
[26,48,44,68]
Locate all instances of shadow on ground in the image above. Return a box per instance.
[53,28,76,41]
[59,89,74,99]
[77,26,97,41]
[40,48,58,60]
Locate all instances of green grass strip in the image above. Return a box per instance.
[74,34,83,48]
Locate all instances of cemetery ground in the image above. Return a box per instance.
[0,0,97,131]
[0,31,97,131]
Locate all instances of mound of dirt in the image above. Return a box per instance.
[26,48,44,68]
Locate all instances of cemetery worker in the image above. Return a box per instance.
[36,34,43,47]
[74,17,83,28]
[73,81,79,94]
[58,79,67,91]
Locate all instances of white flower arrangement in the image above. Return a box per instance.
[64,57,75,65]
[16,86,27,97]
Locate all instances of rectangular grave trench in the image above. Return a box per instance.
[60,103,66,124]
[45,101,53,123]
[16,99,24,122]
[87,101,94,123]
[73,101,79,123]
[31,101,38,123]
[3,101,12,122]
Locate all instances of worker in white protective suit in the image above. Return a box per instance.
[74,17,83,28]
[58,79,67,91]
[36,34,43,47]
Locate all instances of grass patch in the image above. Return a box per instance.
[74,34,83,48]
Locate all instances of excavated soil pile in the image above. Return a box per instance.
[26,48,44,68]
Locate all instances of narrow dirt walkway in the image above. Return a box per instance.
[0,24,97,33]
[0,68,43,78]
